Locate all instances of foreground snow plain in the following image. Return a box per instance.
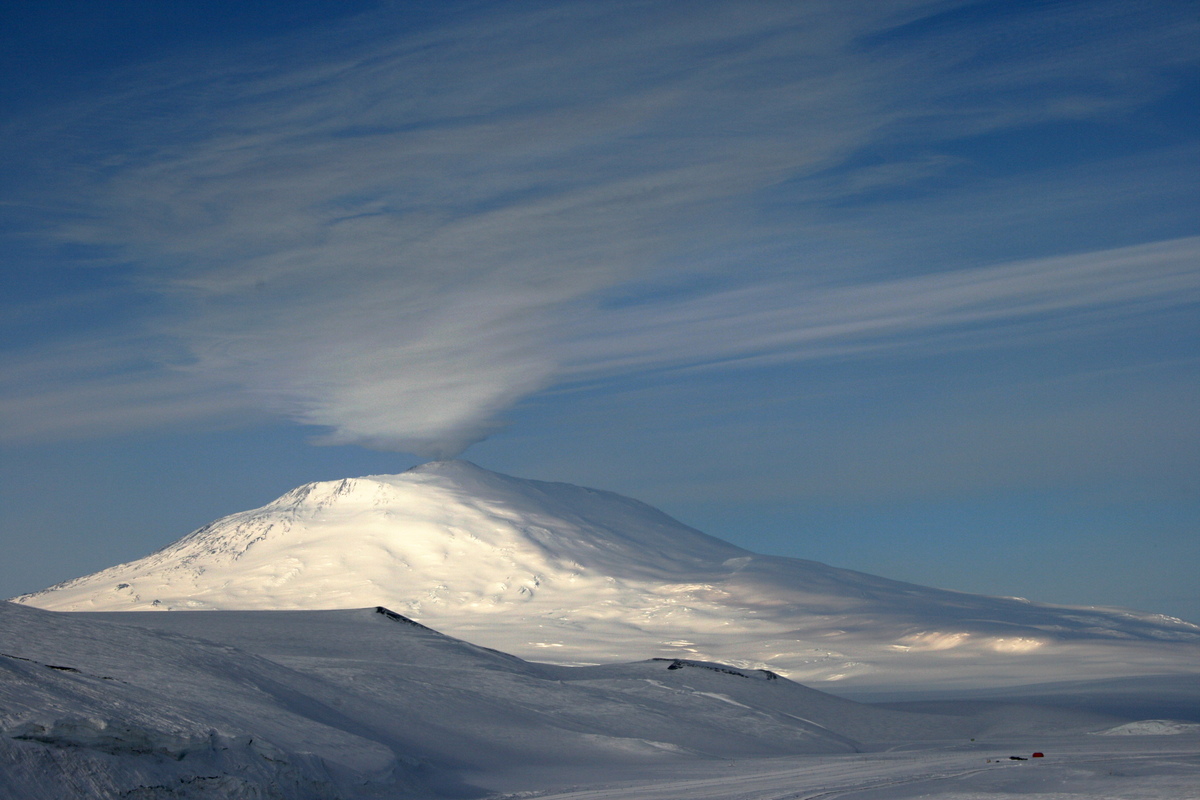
[500,737,1200,800]
[3,601,1198,799]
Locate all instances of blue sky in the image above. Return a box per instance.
[2,0,1198,621]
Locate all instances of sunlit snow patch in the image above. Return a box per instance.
[892,631,972,651]
[1094,720,1200,736]
[987,637,1046,653]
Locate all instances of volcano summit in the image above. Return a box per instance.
[15,460,1200,690]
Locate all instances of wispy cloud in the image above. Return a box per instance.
[2,0,1196,455]
[564,237,1200,376]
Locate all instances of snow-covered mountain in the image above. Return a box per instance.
[14,460,1200,689]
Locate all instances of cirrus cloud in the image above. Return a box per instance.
[2,0,1197,455]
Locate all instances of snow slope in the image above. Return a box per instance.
[1,601,981,798]
[0,604,426,799]
[5,602,1196,799]
[15,460,1200,689]
[1096,719,1200,736]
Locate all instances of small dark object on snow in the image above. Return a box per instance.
[1009,756,1027,761]
[2,652,80,673]
[374,606,436,631]
[654,658,778,679]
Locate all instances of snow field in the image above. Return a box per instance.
[4,601,1198,798]
[498,736,1200,799]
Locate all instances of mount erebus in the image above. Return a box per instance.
[15,460,1200,689]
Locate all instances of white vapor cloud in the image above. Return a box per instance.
[2,0,1197,454]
